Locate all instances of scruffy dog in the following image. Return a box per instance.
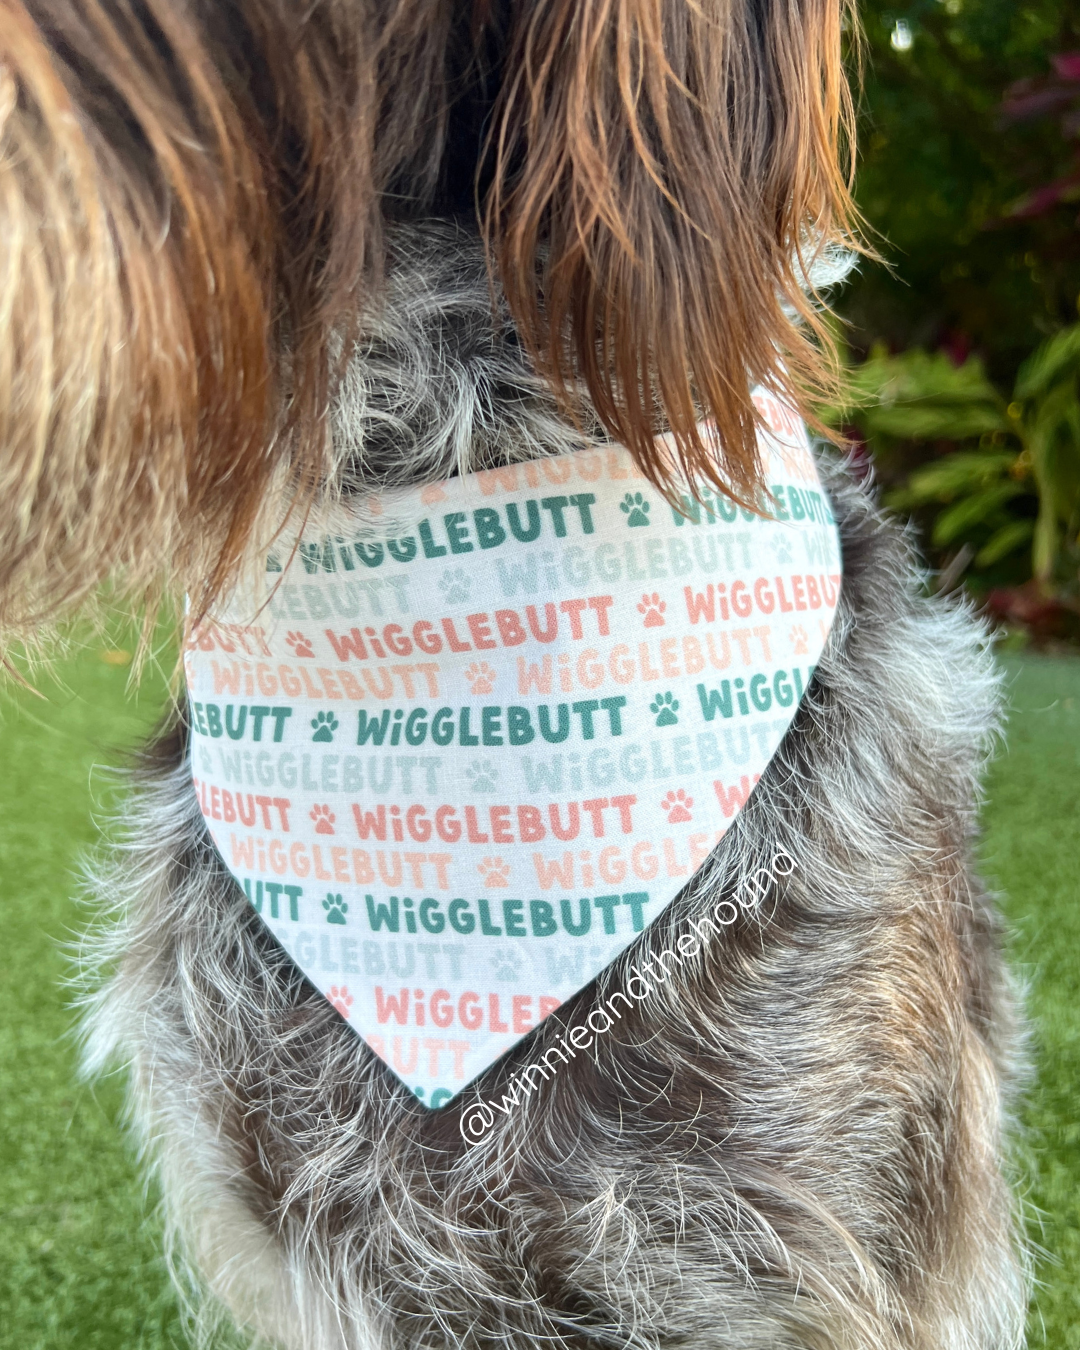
[1,3,1027,1347]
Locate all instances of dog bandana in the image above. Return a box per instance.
[183,390,841,1107]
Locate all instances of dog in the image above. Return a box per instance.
[1,3,1028,1346]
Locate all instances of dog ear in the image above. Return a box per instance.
[0,0,453,640]
[485,0,860,506]
[0,1,272,638]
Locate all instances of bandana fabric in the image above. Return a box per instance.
[184,390,841,1108]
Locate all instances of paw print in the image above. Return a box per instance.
[421,482,448,505]
[311,710,339,743]
[650,691,679,727]
[439,567,472,604]
[661,789,694,824]
[770,535,794,564]
[466,759,498,792]
[790,623,809,656]
[323,893,348,924]
[310,804,335,835]
[491,947,523,981]
[620,492,651,526]
[478,856,511,888]
[328,986,353,1019]
[465,661,497,695]
[637,592,666,628]
[286,631,314,658]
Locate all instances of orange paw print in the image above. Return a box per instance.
[310,804,335,835]
[286,630,314,657]
[328,986,353,1019]
[478,857,510,888]
[637,593,666,628]
[465,661,497,695]
[790,623,809,656]
[661,789,694,823]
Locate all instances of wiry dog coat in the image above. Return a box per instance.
[81,227,1028,1350]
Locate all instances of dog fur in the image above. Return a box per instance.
[79,226,1029,1350]
[0,1,1029,1342]
[0,0,858,638]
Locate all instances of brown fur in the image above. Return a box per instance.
[0,0,858,638]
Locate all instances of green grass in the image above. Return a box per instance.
[0,644,1077,1347]
[984,657,1080,1347]
[0,638,183,1347]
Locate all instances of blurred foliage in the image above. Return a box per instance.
[1000,50,1080,217]
[844,0,1080,383]
[826,332,1080,594]
[837,0,1080,624]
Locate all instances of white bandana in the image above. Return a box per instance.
[184,391,841,1107]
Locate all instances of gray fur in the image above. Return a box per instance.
[79,225,1029,1350]
[328,223,596,496]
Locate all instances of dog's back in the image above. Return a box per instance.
[81,227,1027,1350]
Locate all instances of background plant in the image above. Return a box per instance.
[829,330,1080,595]
[834,0,1080,622]
[844,0,1080,380]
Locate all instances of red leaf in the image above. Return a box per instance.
[1001,87,1078,122]
[1007,173,1080,218]
[1051,51,1080,80]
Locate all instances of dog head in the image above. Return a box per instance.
[0,0,858,638]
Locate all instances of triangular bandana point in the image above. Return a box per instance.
[185,397,841,1108]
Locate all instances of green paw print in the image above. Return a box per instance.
[311,710,339,742]
[466,759,499,792]
[650,691,679,727]
[439,567,472,604]
[323,893,348,925]
[620,492,651,526]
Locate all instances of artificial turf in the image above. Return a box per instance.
[0,641,1077,1347]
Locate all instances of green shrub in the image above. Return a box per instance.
[829,330,1080,593]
